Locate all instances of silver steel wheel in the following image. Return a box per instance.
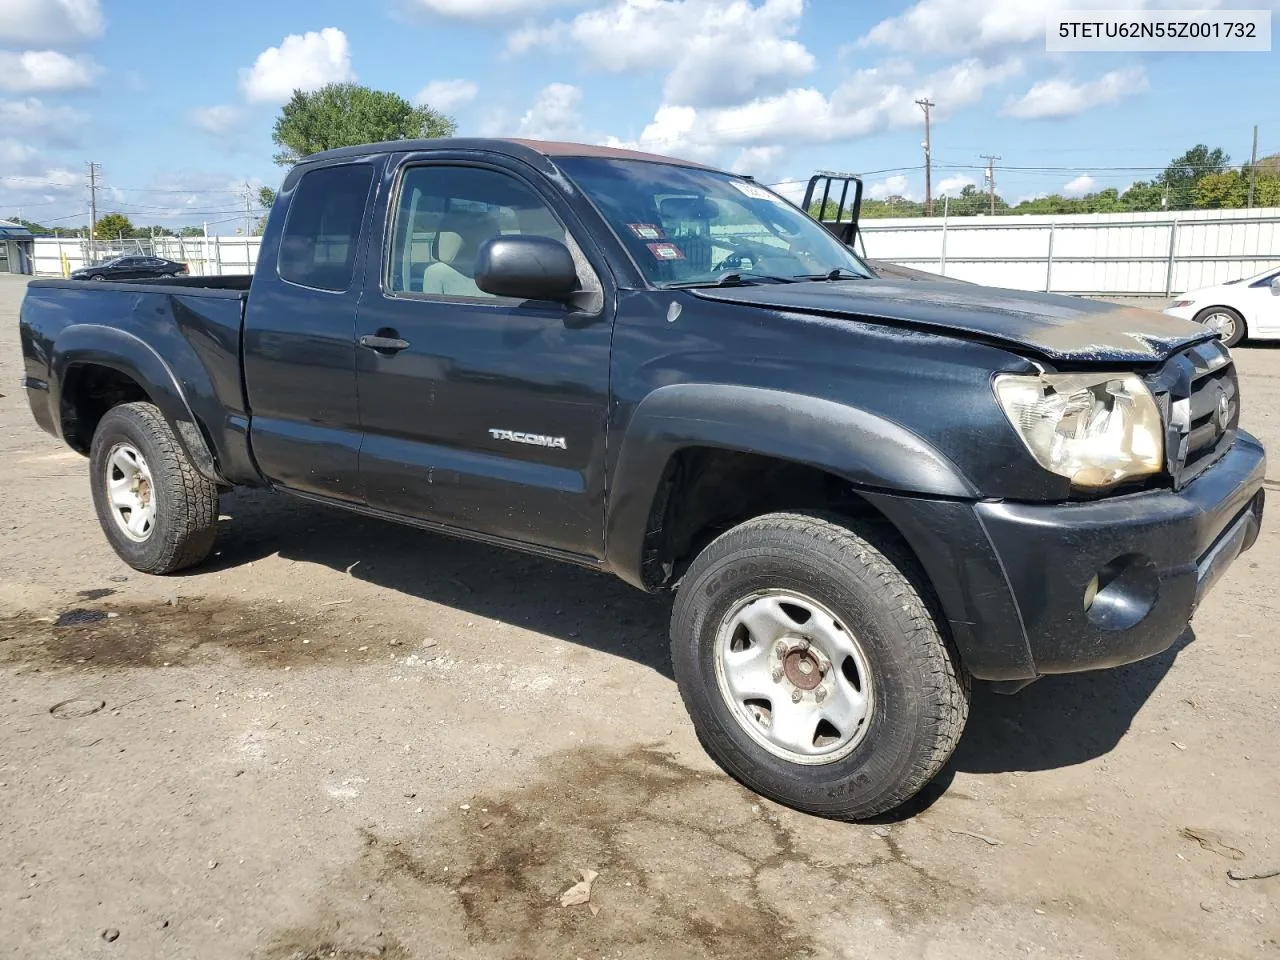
[104,443,156,542]
[1202,310,1237,341]
[713,589,874,765]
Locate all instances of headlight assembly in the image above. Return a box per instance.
[993,372,1164,488]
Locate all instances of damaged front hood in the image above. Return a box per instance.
[691,279,1213,363]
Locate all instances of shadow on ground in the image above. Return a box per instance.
[951,629,1190,775]
[203,488,674,678]
[200,488,1188,792]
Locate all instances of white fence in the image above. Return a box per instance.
[31,207,1280,297]
[855,207,1280,297]
[32,236,261,278]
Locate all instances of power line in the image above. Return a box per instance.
[916,98,935,216]
[86,161,99,256]
[1248,124,1259,208]
[981,155,1000,215]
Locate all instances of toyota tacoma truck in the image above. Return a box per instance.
[18,139,1266,820]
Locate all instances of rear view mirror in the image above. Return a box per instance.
[475,235,578,301]
[658,196,719,220]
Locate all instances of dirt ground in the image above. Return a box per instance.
[1,273,1277,959]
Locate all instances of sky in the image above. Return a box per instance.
[2,0,1278,233]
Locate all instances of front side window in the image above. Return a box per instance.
[387,165,570,298]
[279,164,373,292]
[555,157,872,288]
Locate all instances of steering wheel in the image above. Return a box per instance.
[711,236,766,273]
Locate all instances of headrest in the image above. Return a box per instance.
[434,231,464,265]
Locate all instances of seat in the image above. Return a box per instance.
[422,210,499,297]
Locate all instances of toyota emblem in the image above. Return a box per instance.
[1216,390,1231,431]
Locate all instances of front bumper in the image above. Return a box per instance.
[867,432,1265,681]
[1163,304,1197,322]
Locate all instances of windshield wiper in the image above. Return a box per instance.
[666,271,796,289]
[794,268,867,282]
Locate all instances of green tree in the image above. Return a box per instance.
[7,217,54,234]
[179,226,204,237]
[271,83,456,166]
[1160,144,1230,209]
[1118,180,1166,212]
[254,185,278,234]
[95,212,134,239]
[1194,170,1248,209]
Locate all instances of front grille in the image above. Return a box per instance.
[1148,339,1239,489]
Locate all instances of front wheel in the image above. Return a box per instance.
[1194,305,1247,348]
[89,402,219,574]
[670,512,969,820]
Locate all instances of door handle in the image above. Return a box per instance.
[359,333,411,354]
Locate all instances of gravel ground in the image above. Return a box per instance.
[1,273,1277,959]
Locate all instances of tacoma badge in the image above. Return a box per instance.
[489,428,568,450]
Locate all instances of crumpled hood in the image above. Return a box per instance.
[690,278,1213,363]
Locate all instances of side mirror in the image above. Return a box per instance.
[1271,276,1280,296]
[475,235,578,301]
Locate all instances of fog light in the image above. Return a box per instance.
[1084,574,1099,611]
[1085,554,1159,631]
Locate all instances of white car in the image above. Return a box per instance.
[1163,265,1280,347]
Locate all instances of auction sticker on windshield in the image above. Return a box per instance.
[729,180,786,204]
[647,242,685,260]
[627,223,664,240]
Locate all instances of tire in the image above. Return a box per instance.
[89,401,219,574]
[1193,305,1247,348]
[91,274,105,281]
[671,512,969,821]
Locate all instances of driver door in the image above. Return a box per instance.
[353,157,615,558]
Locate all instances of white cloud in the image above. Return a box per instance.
[0,0,103,44]
[416,79,478,111]
[510,0,814,108]
[239,28,354,104]
[1004,67,1147,119]
[0,141,82,215]
[619,57,1020,159]
[730,145,784,176]
[869,174,916,201]
[515,83,586,140]
[860,0,1225,55]
[936,173,975,196]
[0,97,87,146]
[411,0,585,19]
[0,138,42,173]
[190,105,245,136]
[1062,174,1097,197]
[0,50,97,92]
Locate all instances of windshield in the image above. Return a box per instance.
[555,157,872,288]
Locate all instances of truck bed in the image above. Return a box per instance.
[20,275,255,485]
[28,274,253,295]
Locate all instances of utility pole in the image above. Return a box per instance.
[86,160,100,260]
[916,98,935,217]
[981,154,1000,215]
[243,181,253,238]
[1248,124,1259,209]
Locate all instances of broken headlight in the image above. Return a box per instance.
[993,372,1164,488]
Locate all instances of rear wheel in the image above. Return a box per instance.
[89,402,219,574]
[670,512,969,820]
[1194,305,1246,347]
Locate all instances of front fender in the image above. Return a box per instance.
[604,383,978,589]
[51,324,222,482]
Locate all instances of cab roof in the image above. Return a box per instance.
[297,137,715,171]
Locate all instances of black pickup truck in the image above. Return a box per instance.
[18,139,1265,820]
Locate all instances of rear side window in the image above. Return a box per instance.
[279,164,373,292]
